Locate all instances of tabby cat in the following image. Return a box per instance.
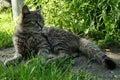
[4,5,116,70]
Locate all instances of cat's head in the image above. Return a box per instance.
[19,5,44,33]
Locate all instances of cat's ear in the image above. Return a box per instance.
[22,5,30,16]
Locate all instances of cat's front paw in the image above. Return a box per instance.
[4,59,12,67]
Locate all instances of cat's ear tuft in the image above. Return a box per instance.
[39,5,42,11]
[22,5,30,15]
[37,5,42,14]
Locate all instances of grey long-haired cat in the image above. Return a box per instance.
[4,5,116,70]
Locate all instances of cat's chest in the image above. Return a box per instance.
[15,34,44,50]
[25,35,43,48]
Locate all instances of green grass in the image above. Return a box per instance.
[0,57,97,80]
[0,11,14,49]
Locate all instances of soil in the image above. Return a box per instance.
[0,47,120,80]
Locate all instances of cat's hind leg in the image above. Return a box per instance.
[47,52,69,63]
[4,53,22,66]
[38,48,68,63]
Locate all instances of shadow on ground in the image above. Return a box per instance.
[72,47,120,80]
[0,47,120,80]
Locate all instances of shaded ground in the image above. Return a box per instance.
[72,47,120,80]
[0,47,120,80]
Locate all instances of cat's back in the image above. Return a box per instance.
[43,27,79,40]
[43,27,80,53]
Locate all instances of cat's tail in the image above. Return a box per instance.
[78,38,116,70]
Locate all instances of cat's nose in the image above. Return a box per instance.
[34,23,39,28]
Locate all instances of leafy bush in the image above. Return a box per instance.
[25,0,120,47]
[0,0,11,12]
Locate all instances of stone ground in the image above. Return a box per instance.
[0,47,120,80]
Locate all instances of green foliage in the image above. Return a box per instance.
[0,11,14,49]
[0,58,97,80]
[25,0,120,47]
[0,0,11,12]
